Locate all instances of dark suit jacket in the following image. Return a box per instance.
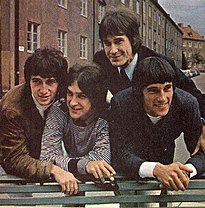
[110,87,205,179]
[94,45,205,118]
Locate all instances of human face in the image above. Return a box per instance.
[67,81,92,121]
[103,35,134,67]
[30,76,58,106]
[143,82,173,117]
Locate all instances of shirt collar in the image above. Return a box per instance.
[118,53,138,80]
[32,94,54,119]
[147,113,162,124]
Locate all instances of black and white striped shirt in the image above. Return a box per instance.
[40,101,111,174]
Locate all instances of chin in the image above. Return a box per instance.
[39,101,50,106]
[157,111,169,117]
[70,113,80,120]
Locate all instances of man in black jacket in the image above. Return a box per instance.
[93,8,205,152]
[111,57,205,191]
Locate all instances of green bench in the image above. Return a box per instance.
[1,174,205,206]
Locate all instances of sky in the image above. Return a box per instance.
[158,0,205,36]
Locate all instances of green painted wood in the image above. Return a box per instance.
[0,194,205,205]
[1,175,205,206]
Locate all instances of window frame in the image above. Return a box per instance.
[80,0,88,17]
[27,22,40,53]
[58,0,67,8]
[80,36,88,59]
[58,30,68,57]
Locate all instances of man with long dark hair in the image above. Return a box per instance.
[0,48,78,194]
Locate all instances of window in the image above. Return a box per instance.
[148,5,152,17]
[136,0,140,14]
[98,39,103,50]
[148,27,152,40]
[27,22,40,52]
[188,41,192,47]
[58,30,67,56]
[158,14,161,25]
[80,0,88,17]
[154,10,156,21]
[80,36,87,59]
[183,52,187,57]
[98,4,105,23]
[194,42,198,48]
[199,43,202,48]
[58,0,67,8]
[133,0,140,14]
[183,41,187,47]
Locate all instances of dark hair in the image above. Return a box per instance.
[67,63,106,112]
[132,57,176,94]
[24,47,68,100]
[99,8,142,53]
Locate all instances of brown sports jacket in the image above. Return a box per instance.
[0,84,52,179]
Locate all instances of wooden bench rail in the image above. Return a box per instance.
[1,175,205,206]
[1,194,205,206]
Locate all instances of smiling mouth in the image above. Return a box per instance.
[70,108,82,112]
[155,103,168,108]
[110,55,121,60]
[39,96,49,100]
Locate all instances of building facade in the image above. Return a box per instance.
[0,0,183,96]
[178,23,205,71]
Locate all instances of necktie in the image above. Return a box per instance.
[120,68,130,83]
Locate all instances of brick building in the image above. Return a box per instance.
[0,0,183,96]
[178,23,205,71]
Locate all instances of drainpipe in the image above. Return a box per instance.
[0,0,2,97]
[92,0,96,57]
[14,0,19,85]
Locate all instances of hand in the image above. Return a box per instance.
[192,125,205,155]
[85,160,116,183]
[153,162,192,191]
[51,165,80,195]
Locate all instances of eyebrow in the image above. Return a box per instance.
[145,87,158,91]
[145,84,173,91]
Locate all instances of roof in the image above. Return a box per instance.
[178,23,205,42]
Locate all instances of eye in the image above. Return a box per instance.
[103,41,111,47]
[46,79,57,85]
[67,91,73,96]
[31,79,41,84]
[78,93,87,99]
[146,88,159,94]
[164,85,172,91]
[114,39,123,45]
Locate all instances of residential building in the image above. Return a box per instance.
[178,23,205,71]
[0,0,183,96]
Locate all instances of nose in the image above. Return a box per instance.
[157,90,166,102]
[110,44,118,54]
[69,95,78,107]
[39,83,49,94]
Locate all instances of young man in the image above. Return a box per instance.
[93,8,205,118]
[0,48,78,195]
[110,57,205,191]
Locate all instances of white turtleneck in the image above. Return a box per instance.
[32,94,54,119]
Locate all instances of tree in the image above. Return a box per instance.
[191,52,205,67]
